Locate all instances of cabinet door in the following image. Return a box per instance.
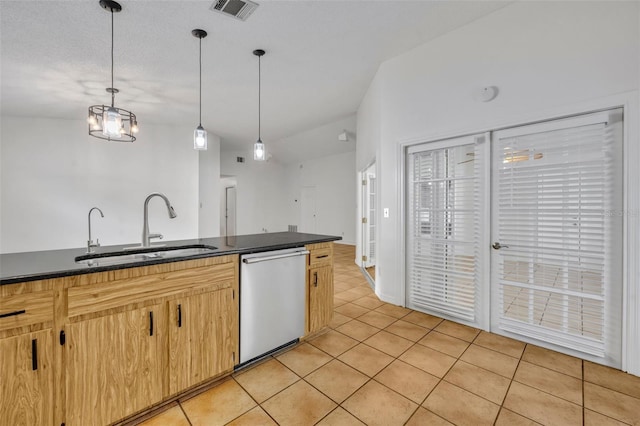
[308,265,334,334]
[0,330,53,426]
[65,304,166,426]
[169,288,236,395]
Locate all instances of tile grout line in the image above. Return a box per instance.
[493,343,543,426]
[177,401,193,426]
[582,359,586,426]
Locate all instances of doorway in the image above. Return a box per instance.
[225,186,236,237]
[405,109,624,367]
[300,186,317,234]
[361,162,377,281]
[220,176,237,237]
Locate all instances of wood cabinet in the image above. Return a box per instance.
[1,254,239,426]
[0,243,337,424]
[0,330,54,426]
[305,243,334,335]
[62,255,238,425]
[168,286,236,395]
[0,282,55,426]
[65,303,166,426]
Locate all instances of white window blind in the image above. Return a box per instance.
[493,110,622,360]
[407,136,486,323]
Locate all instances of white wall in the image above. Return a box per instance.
[198,134,221,238]
[219,151,289,235]
[0,116,219,253]
[356,1,639,372]
[284,151,356,244]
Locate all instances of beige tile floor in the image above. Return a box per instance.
[138,244,640,426]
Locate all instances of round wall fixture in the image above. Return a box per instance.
[476,86,499,102]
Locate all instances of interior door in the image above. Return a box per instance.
[490,109,623,366]
[225,186,236,236]
[301,186,317,233]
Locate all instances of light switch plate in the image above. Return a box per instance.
[383,208,389,218]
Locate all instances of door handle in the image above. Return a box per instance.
[178,304,182,328]
[313,271,318,287]
[492,242,509,250]
[149,311,154,336]
[32,339,38,371]
[242,250,310,264]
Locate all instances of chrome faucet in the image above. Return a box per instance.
[87,207,104,253]
[142,193,177,247]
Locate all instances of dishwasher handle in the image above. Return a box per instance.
[242,250,310,264]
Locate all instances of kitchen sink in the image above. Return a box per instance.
[75,244,218,267]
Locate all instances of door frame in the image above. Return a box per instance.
[300,186,317,234]
[224,186,236,237]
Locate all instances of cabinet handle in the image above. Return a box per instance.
[314,271,318,287]
[0,309,26,319]
[149,311,154,336]
[315,254,329,259]
[32,339,38,371]
[178,304,182,328]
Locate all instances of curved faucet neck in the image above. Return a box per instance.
[144,192,171,216]
[87,207,104,253]
[142,193,176,247]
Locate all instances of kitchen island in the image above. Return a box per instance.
[0,232,340,426]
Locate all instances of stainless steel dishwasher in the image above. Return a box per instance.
[239,247,308,365]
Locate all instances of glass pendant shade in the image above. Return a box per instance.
[254,139,265,161]
[88,0,137,143]
[194,125,208,150]
[192,29,208,151]
[102,107,122,138]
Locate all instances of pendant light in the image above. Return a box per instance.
[87,0,138,142]
[253,49,266,161]
[192,29,208,150]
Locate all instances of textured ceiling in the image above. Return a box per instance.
[0,0,510,155]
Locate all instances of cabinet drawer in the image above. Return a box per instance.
[0,290,54,332]
[308,245,333,267]
[68,261,235,319]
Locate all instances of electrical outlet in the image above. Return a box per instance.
[383,208,390,218]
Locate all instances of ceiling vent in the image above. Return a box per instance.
[210,0,258,21]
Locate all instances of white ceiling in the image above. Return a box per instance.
[0,0,509,157]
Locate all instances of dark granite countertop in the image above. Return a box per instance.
[0,232,341,285]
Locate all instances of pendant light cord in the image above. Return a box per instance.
[199,36,202,126]
[110,8,115,108]
[258,54,261,140]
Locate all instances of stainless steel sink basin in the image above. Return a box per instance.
[75,245,218,267]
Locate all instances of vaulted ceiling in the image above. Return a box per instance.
[1,0,509,158]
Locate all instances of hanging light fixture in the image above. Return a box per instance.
[192,29,208,150]
[88,0,138,142]
[253,49,266,161]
